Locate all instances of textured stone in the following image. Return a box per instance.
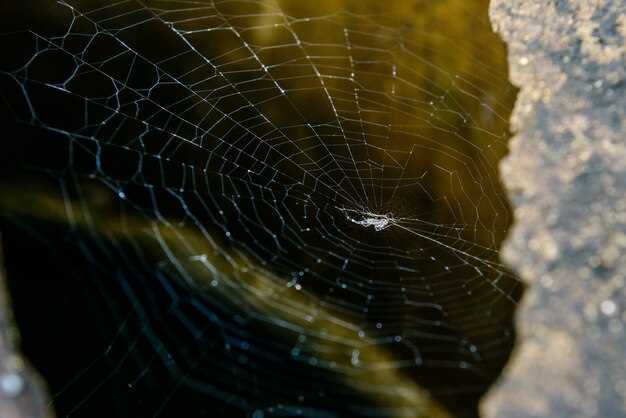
[484,1,626,417]
[0,246,54,418]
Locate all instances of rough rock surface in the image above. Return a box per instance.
[0,246,54,418]
[484,1,626,417]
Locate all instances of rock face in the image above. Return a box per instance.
[0,248,53,418]
[484,1,626,417]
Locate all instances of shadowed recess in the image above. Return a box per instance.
[0,1,520,417]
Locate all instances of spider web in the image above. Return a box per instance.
[0,1,522,417]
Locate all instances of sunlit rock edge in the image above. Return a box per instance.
[483,1,626,417]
